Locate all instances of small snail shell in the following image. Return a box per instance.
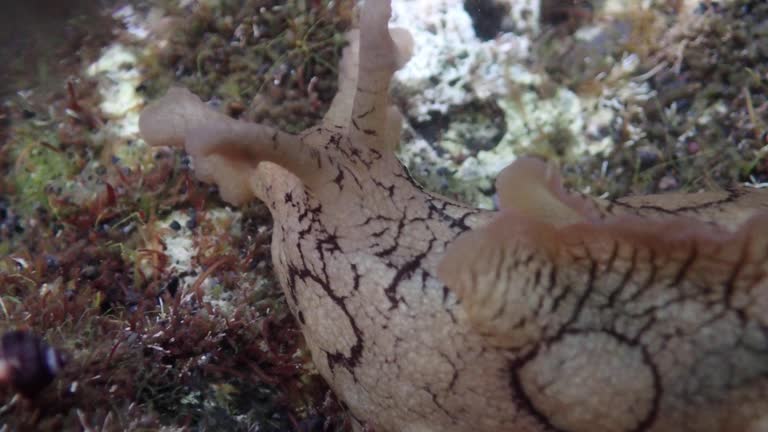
[0,330,67,398]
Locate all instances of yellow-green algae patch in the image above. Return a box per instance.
[9,124,77,218]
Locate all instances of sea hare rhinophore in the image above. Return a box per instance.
[139,1,768,431]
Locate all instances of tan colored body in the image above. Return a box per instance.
[139,1,768,430]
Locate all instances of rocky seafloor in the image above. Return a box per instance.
[0,0,765,430]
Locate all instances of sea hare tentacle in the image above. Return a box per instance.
[139,87,338,195]
[349,1,412,150]
[140,0,768,431]
[322,29,360,129]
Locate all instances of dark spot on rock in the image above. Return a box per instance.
[464,0,508,40]
[186,209,197,229]
[79,265,99,280]
[164,276,180,297]
[636,145,662,171]
[45,255,59,272]
[411,100,507,156]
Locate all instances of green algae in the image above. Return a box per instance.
[9,125,77,218]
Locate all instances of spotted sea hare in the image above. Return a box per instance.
[139,1,768,431]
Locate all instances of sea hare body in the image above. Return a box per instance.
[140,1,768,431]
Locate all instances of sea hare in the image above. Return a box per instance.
[139,1,768,431]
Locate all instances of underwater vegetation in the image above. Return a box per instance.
[1,1,353,430]
[537,0,768,196]
[0,0,766,431]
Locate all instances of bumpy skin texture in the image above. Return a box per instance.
[139,1,768,431]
